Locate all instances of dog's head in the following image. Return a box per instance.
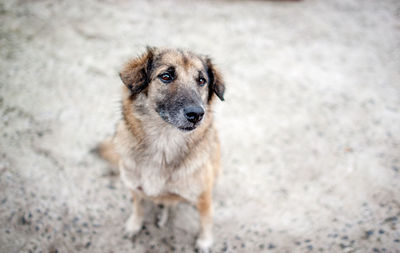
[120,47,225,131]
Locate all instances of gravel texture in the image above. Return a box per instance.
[1,0,400,252]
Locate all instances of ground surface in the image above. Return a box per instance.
[1,0,400,252]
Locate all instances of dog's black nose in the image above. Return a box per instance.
[184,106,204,124]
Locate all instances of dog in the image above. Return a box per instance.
[98,47,225,252]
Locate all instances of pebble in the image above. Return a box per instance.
[365,230,374,239]
[221,242,228,252]
[21,216,28,225]
[386,215,397,221]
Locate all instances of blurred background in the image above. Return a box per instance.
[1,0,399,252]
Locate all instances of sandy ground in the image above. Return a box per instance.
[1,0,400,252]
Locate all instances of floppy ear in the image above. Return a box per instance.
[206,58,225,102]
[119,47,155,95]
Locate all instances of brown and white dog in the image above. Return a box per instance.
[98,47,225,252]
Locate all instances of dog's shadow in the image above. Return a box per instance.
[125,201,200,252]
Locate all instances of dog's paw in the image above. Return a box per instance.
[156,205,168,228]
[195,235,213,253]
[124,214,142,238]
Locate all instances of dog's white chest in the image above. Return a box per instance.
[120,157,166,195]
[119,129,204,202]
[120,159,203,202]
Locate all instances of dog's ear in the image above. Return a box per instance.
[119,47,155,95]
[206,58,225,102]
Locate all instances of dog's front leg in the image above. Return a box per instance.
[195,190,213,253]
[156,204,169,228]
[124,191,143,238]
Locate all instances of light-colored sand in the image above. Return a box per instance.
[1,0,399,252]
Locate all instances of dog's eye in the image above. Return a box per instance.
[198,78,206,87]
[159,73,173,83]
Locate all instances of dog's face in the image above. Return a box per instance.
[120,48,225,131]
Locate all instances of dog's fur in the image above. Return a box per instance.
[98,47,225,252]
